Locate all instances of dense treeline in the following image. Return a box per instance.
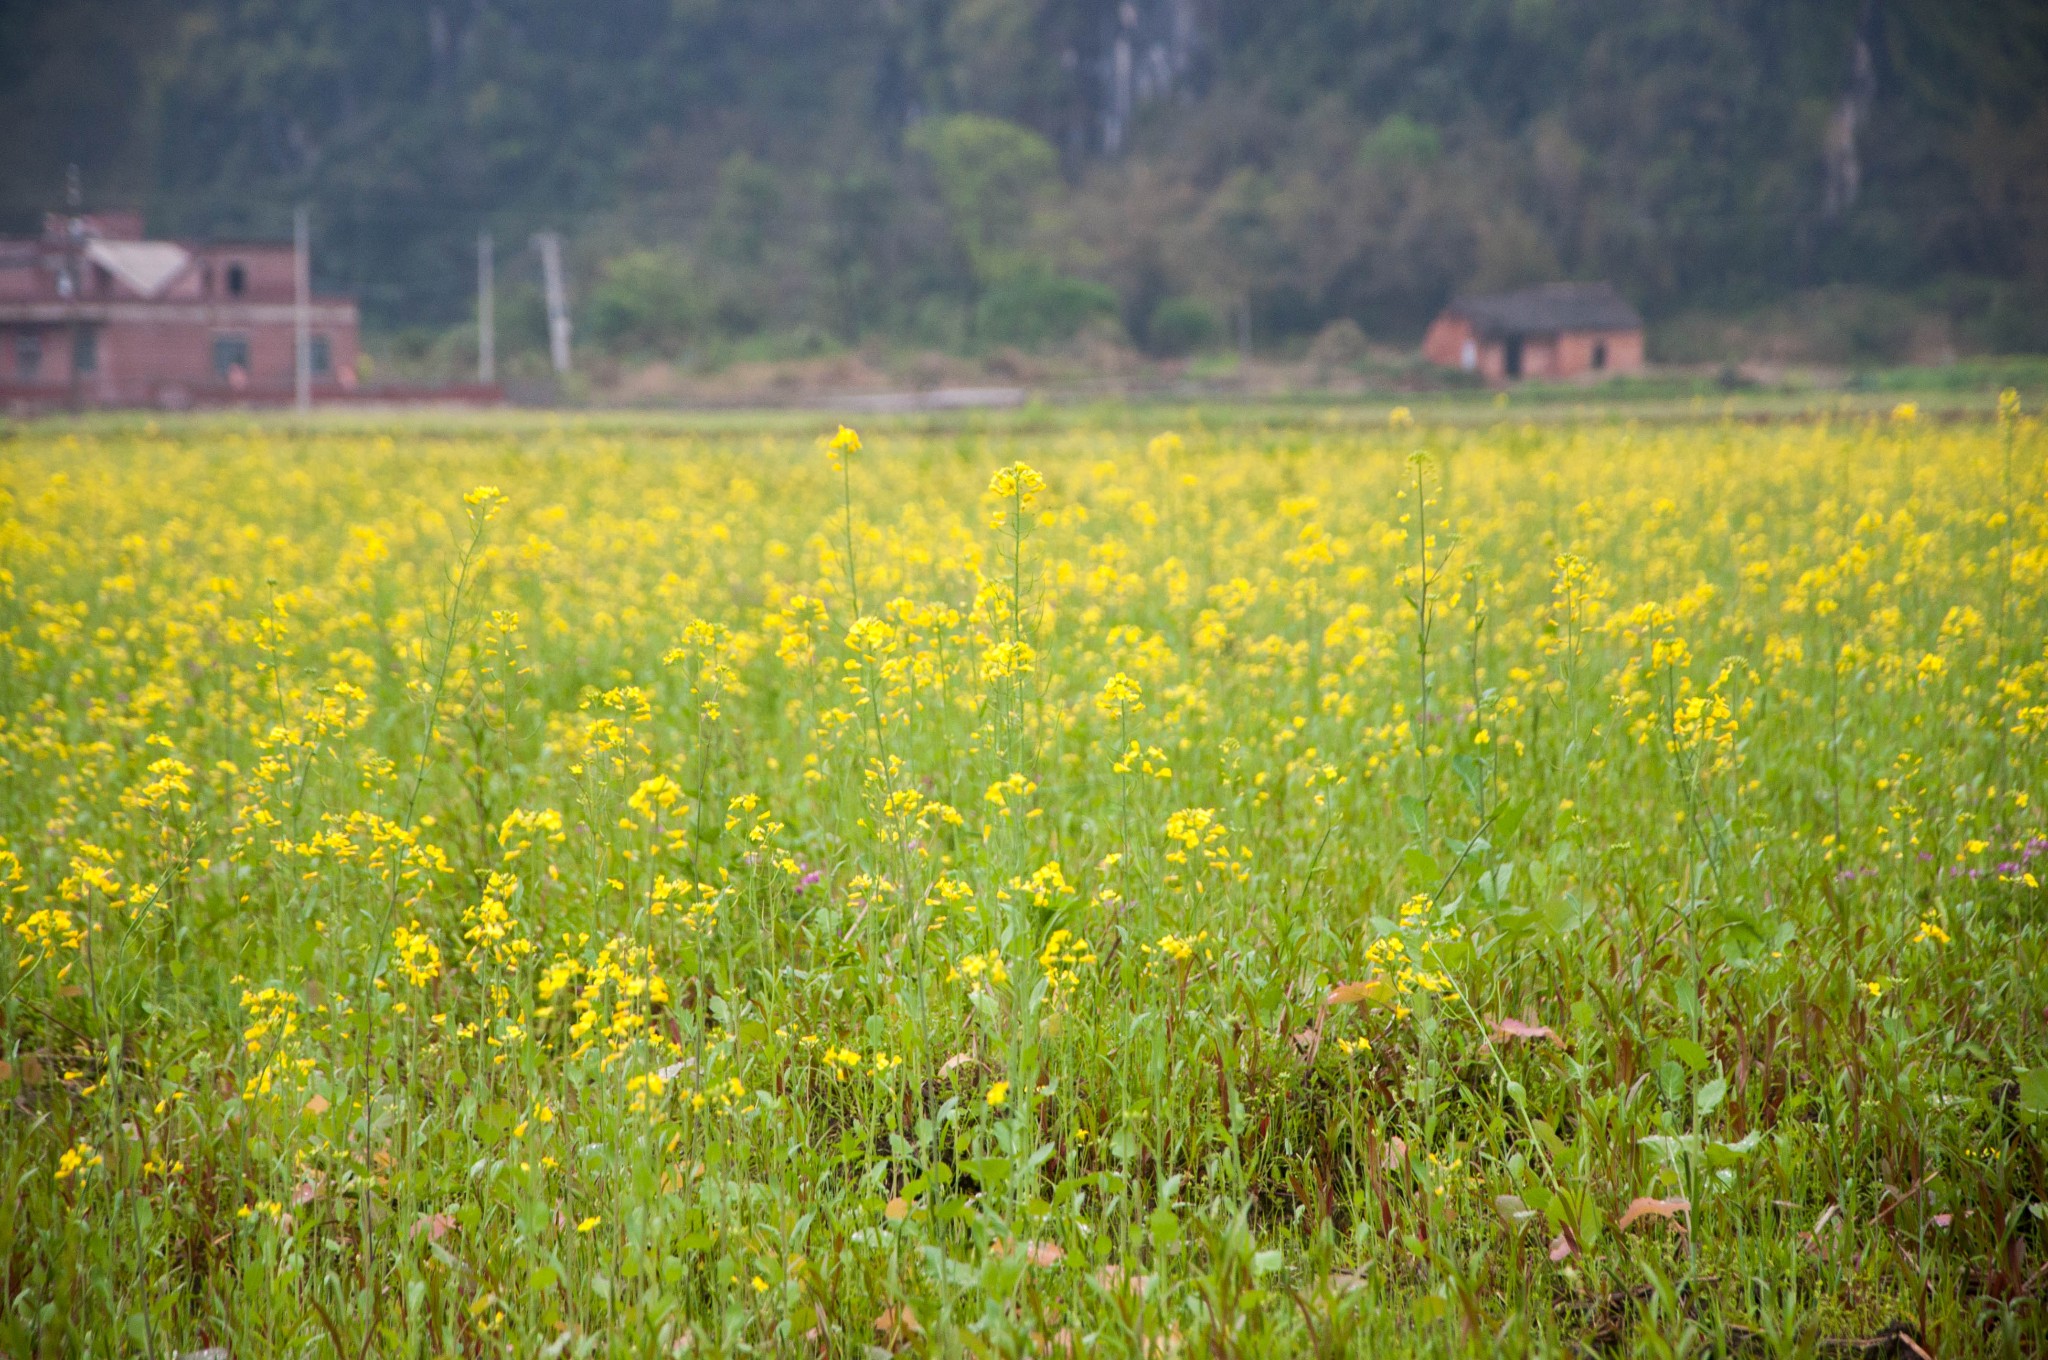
[3,0,2045,354]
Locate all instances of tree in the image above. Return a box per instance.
[908,113,1058,285]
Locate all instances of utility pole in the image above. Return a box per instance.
[533,231,571,376]
[477,232,495,385]
[64,165,85,413]
[294,205,313,412]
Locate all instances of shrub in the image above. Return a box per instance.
[584,249,706,356]
[1146,295,1220,356]
[975,267,1120,348]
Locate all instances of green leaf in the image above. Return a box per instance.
[921,1245,979,1287]
[1638,1133,1702,1166]
[1403,845,1440,885]
[1668,1037,1710,1073]
[960,1156,1012,1191]
[2019,1067,2048,1115]
[1705,1130,1762,1168]
[1694,1077,1727,1118]
[476,1099,515,1145]
[1494,1194,1539,1228]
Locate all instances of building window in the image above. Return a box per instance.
[1459,339,1477,371]
[226,263,247,297]
[17,331,41,381]
[299,334,332,377]
[212,334,250,379]
[1592,339,1608,371]
[73,327,98,375]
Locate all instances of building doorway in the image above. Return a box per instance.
[1504,336,1523,379]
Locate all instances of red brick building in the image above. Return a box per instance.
[0,210,360,410]
[1422,281,1643,382]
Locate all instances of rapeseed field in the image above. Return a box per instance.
[1,401,2043,1356]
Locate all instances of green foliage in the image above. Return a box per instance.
[703,155,783,269]
[583,249,706,356]
[909,113,1059,283]
[974,266,1118,348]
[1145,295,1220,356]
[1358,113,1441,169]
[3,0,2044,356]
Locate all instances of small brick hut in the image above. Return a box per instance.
[0,210,360,409]
[1422,281,1642,381]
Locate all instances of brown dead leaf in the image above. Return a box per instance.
[872,1304,922,1343]
[1617,1196,1690,1230]
[1380,1136,1409,1171]
[1326,979,1393,1007]
[1290,1020,1323,1062]
[937,1051,977,1077]
[291,1179,322,1206]
[411,1212,455,1242]
[1142,1324,1186,1359]
[885,1197,909,1222]
[1801,1202,1841,1257]
[1096,1264,1152,1295]
[1328,1269,1371,1292]
[1487,1017,1561,1046]
[302,1093,330,1116]
[1548,1229,1578,1262]
[1034,1327,1079,1357]
[0,1060,12,1082]
[989,1238,1066,1267]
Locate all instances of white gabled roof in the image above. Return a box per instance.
[84,239,193,298]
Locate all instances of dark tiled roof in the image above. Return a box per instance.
[1444,282,1641,338]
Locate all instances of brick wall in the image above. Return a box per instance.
[0,302,360,406]
[1424,322,1645,381]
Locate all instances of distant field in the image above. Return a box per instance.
[16,351,2048,437]
[1,398,2043,1356]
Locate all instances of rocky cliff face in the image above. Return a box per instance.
[1099,0,1203,153]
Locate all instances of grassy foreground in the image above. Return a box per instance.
[1,402,2044,1357]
